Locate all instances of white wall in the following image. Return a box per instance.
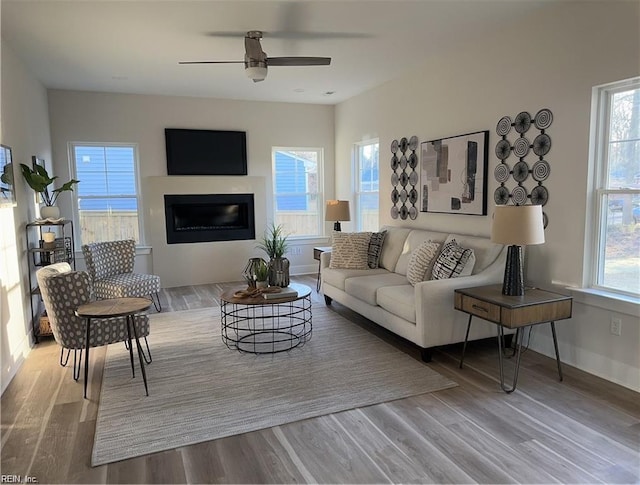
[335,1,640,391]
[1,42,52,392]
[47,91,334,286]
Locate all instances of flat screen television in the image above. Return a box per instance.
[165,128,247,175]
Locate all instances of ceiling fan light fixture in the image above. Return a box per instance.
[245,65,267,81]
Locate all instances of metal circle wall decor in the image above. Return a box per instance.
[494,163,510,183]
[542,212,549,228]
[530,185,549,206]
[495,139,511,160]
[532,160,550,181]
[513,137,530,158]
[512,160,529,182]
[493,108,554,226]
[533,133,551,156]
[534,108,553,130]
[391,134,419,220]
[494,186,510,205]
[514,111,532,134]
[496,116,512,136]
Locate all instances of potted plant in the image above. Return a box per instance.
[20,163,79,219]
[254,260,270,289]
[257,223,290,287]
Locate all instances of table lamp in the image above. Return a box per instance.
[325,200,350,231]
[491,204,545,296]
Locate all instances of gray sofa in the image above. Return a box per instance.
[320,226,509,361]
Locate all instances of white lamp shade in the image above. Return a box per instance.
[491,205,545,246]
[325,200,350,221]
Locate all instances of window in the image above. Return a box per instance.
[354,140,379,231]
[589,78,640,296]
[272,148,323,237]
[70,143,143,245]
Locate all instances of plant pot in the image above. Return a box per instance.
[268,257,290,287]
[256,280,269,289]
[242,257,267,288]
[40,205,60,220]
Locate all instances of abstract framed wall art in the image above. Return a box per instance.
[0,144,16,206]
[420,130,489,215]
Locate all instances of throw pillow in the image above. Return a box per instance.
[329,232,372,270]
[367,230,387,269]
[406,240,441,286]
[431,239,475,280]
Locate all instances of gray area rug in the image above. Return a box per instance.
[92,305,457,466]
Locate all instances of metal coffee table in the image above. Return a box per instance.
[220,283,312,354]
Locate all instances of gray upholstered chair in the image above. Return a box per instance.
[82,239,162,312]
[36,262,151,380]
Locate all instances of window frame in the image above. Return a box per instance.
[68,141,145,247]
[586,77,640,298]
[271,146,324,239]
[353,139,380,232]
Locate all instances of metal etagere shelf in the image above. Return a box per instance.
[25,219,75,343]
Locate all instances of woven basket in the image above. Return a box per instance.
[39,312,52,336]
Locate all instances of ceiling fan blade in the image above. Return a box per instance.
[253,78,265,83]
[267,57,331,66]
[179,60,244,64]
[207,31,371,40]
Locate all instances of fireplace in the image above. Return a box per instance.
[164,193,255,244]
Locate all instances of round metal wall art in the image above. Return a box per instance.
[493,108,553,225]
[390,134,419,220]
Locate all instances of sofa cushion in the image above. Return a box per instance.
[394,229,448,275]
[367,230,387,268]
[406,241,441,286]
[443,234,503,274]
[377,285,416,323]
[345,273,409,306]
[330,231,372,269]
[378,227,411,271]
[322,267,389,291]
[431,239,475,279]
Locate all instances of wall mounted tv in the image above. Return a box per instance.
[165,128,247,176]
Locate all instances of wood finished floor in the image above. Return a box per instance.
[2,274,639,484]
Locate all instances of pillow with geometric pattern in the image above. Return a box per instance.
[406,240,441,286]
[430,239,476,280]
[367,230,387,269]
[329,231,372,270]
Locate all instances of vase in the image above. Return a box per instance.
[242,257,266,288]
[268,257,290,287]
[40,205,60,220]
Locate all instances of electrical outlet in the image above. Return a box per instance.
[610,316,622,336]
[289,246,302,256]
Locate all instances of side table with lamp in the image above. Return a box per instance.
[454,205,572,393]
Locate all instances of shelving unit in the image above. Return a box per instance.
[26,219,75,343]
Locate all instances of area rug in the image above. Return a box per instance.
[92,305,457,466]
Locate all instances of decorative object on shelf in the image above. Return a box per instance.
[254,260,270,288]
[325,200,350,231]
[256,222,290,287]
[391,135,419,220]
[21,158,79,219]
[0,144,16,206]
[493,108,553,227]
[242,257,267,289]
[420,130,489,215]
[491,204,545,296]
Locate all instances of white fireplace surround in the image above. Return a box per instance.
[145,176,267,287]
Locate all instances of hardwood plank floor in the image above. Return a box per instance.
[2,274,638,484]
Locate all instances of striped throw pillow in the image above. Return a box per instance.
[367,231,387,268]
[431,239,475,280]
[406,241,441,286]
[329,232,372,269]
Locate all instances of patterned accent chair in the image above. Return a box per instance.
[82,239,162,312]
[36,262,151,381]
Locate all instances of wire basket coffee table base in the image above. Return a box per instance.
[220,287,312,354]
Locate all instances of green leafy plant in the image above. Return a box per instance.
[257,223,290,259]
[20,163,79,206]
[254,260,270,282]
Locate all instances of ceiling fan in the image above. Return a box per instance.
[179,30,331,82]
